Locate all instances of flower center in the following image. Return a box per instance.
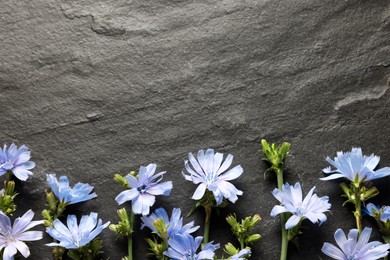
[137,184,148,194]
[185,252,196,260]
[4,233,16,245]
[296,207,306,217]
[204,172,218,185]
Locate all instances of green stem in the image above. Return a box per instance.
[203,205,212,246]
[6,171,12,182]
[353,185,363,235]
[128,210,135,260]
[240,239,245,250]
[276,168,288,260]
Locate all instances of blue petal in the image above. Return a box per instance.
[321,242,346,260]
[285,215,301,229]
[192,183,207,200]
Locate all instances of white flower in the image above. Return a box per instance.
[0,210,44,260]
[321,147,390,182]
[271,182,331,229]
[46,212,110,249]
[322,227,390,259]
[182,149,243,205]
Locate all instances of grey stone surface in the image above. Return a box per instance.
[1,0,390,259]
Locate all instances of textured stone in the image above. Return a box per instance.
[1,0,390,259]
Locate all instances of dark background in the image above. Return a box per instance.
[1,0,390,259]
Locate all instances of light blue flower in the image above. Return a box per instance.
[164,233,220,260]
[0,210,44,260]
[47,174,97,204]
[115,164,173,216]
[141,208,199,238]
[365,203,390,222]
[231,248,251,260]
[0,144,35,181]
[321,147,390,182]
[270,182,331,229]
[182,148,243,205]
[46,212,110,249]
[322,227,390,260]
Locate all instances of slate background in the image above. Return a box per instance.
[1,0,390,259]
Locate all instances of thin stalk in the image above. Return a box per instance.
[276,168,288,260]
[6,171,12,182]
[353,185,363,235]
[52,204,65,260]
[240,239,245,250]
[128,210,135,260]
[202,205,212,246]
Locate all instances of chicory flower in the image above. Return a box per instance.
[164,233,219,260]
[46,212,109,249]
[231,248,251,260]
[141,207,199,238]
[322,227,390,259]
[47,174,97,204]
[0,210,44,260]
[115,163,172,215]
[365,203,390,222]
[321,147,390,182]
[270,182,331,229]
[182,148,243,205]
[0,144,35,181]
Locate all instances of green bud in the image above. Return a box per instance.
[109,223,118,233]
[246,234,261,243]
[117,208,130,222]
[46,191,57,212]
[145,238,167,259]
[110,208,132,237]
[42,209,51,218]
[251,214,261,226]
[0,181,17,216]
[361,186,379,201]
[226,214,238,228]
[279,142,291,160]
[224,242,239,256]
[5,181,15,195]
[56,202,67,217]
[114,174,130,188]
[153,218,168,239]
[226,214,261,249]
[261,139,290,170]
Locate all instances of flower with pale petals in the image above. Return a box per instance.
[0,144,35,181]
[115,163,172,216]
[141,207,199,238]
[270,182,331,229]
[365,203,390,222]
[46,212,109,249]
[321,147,390,183]
[322,227,390,259]
[164,233,219,260]
[47,174,97,205]
[231,248,251,260]
[0,210,44,260]
[182,148,243,205]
